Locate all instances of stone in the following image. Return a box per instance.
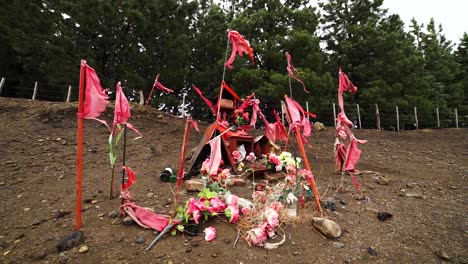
[375,175,389,185]
[184,179,205,192]
[231,178,246,187]
[406,182,418,188]
[400,190,426,199]
[23,208,31,212]
[147,192,154,198]
[323,201,336,211]
[0,182,5,186]
[191,241,199,247]
[312,218,342,238]
[31,248,47,260]
[365,207,379,213]
[185,247,192,253]
[122,216,134,225]
[435,250,450,261]
[332,242,345,249]
[377,212,393,221]
[223,238,231,245]
[135,237,145,244]
[57,231,83,252]
[97,213,104,218]
[78,245,89,254]
[313,122,325,131]
[211,253,218,258]
[108,210,118,218]
[367,246,378,256]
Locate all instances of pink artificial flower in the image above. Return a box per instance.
[265,224,276,239]
[194,198,207,212]
[252,191,266,203]
[232,151,241,162]
[241,207,251,215]
[269,201,283,212]
[204,226,216,242]
[208,197,227,213]
[265,208,279,228]
[299,169,314,180]
[226,205,239,223]
[187,198,201,224]
[269,155,281,166]
[201,158,210,175]
[275,164,283,171]
[245,152,256,162]
[246,222,268,246]
[286,164,297,174]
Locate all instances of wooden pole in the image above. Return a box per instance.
[138,90,144,105]
[455,108,459,128]
[75,62,85,230]
[436,107,440,128]
[288,75,293,99]
[414,107,419,129]
[396,106,400,132]
[281,101,285,124]
[333,103,337,127]
[306,101,310,122]
[0,77,5,96]
[121,124,127,187]
[356,104,362,129]
[174,116,193,206]
[375,104,381,130]
[32,81,38,100]
[66,85,72,102]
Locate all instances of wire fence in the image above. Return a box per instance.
[0,77,465,130]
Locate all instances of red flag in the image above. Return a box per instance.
[338,68,357,113]
[285,52,309,93]
[284,96,312,138]
[192,84,216,115]
[225,30,254,69]
[78,60,109,120]
[121,166,136,191]
[188,119,200,132]
[207,136,222,176]
[152,74,174,93]
[114,82,142,137]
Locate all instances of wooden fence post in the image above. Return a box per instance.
[281,101,285,124]
[455,108,459,128]
[436,107,440,128]
[139,90,144,105]
[333,103,337,127]
[0,77,5,96]
[414,106,419,129]
[32,81,38,100]
[356,104,362,129]
[375,104,381,130]
[306,101,309,122]
[396,106,400,132]
[66,85,72,102]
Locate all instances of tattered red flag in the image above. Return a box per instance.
[114,82,142,137]
[121,166,136,191]
[225,30,254,69]
[192,84,216,115]
[338,68,357,113]
[285,52,309,93]
[78,60,109,125]
[146,73,173,106]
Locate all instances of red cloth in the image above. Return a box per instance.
[192,84,216,115]
[207,136,222,176]
[120,201,170,232]
[121,166,136,191]
[79,60,109,122]
[225,30,254,69]
[114,82,142,137]
[284,96,312,139]
[338,68,357,113]
[285,52,309,93]
[152,73,174,94]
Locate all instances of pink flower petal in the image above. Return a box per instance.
[204,226,216,242]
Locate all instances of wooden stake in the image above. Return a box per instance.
[436,107,440,128]
[455,108,459,128]
[375,104,381,130]
[333,103,337,127]
[356,104,362,129]
[66,85,72,102]
[32,81,38,100]
[175,116,193,206]
[306,101,309,122]
[288,75,293,98]
[139,90,144,105]
[396,106,400,132]
[75,63,85,230]
[121,124,127,187]
[0,77,5,96]
[414,107,419,129]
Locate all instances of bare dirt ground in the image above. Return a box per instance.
[0,97,467,264]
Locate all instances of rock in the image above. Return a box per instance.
[367,246,378,256]
[90,199,98,204]
[333,242,345,249]
[135,237,145,244]
[184,179,205,192]
[78,245,89,254]
[375,175,389,185]
[38,139,45,142]
[365,207,379,213]
[185,247,192,253]
[23,208,31,212]
[406,182,418,188]
[293,251,300,256]
[211,253,218,258]
[377,212,393,221]
[435,250,450,261]
[31,219,44,226]
[57,231,83,252]
[147,192,154,198]
[97,213,104,218]
[313,122,325,131]
[312,218,342,238]
[122,216,134,225]
[191,241,199,247]
[323,201,336,211]
[231,178,246,186]
[31,248,47,260]
[400,190,425,199]
[108,210,118,218]
[0,182,5,186]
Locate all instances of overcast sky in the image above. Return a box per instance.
[381,0,467,45]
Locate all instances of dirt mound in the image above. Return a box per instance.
[0,97,466,264]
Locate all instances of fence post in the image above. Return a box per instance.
[32,81,38,100]
[66,85,72,102]
[436,107,440,128]
[375,104,381,130]
[356,104,362,129]
[306,101,309,122]
[414,106,419,129]
[455,108,459,128]
[0,77,5,96]
[396,106,400,132]
[333,103,337,127]
[139,90,144,105]
[281,101,285,124]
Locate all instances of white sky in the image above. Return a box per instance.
[382,0,467,45]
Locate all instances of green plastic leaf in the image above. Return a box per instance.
[176,224,185,232]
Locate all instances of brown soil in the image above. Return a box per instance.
[0,97,467,264]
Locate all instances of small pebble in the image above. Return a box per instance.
[78,245,89,254]
[135,237,145,244]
